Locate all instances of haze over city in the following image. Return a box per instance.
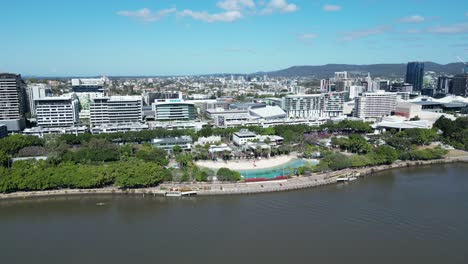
[1,0,467,76]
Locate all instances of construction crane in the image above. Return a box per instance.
[456,56,468,74]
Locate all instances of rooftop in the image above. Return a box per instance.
[152,136,193,144]
[234,129,257,137]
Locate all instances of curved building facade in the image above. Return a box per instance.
[152,99,196,121]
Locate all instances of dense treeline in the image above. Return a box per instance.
[313,127,448,172]
[0,134,44,155]
[0,159,171,193]
[434,116,468,150]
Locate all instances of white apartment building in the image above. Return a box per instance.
[349,86,365,99]
[90,96,143,127]
[27,84,52,116]
[35,95,80,127]
[354,90,397,119]
[282,92,345,118]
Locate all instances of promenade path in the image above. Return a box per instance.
[1,156,467,200]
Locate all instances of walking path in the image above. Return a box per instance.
[2,156,467,200]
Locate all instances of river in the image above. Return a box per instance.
[1,163,467,264]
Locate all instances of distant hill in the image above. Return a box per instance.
[263,62,465,78]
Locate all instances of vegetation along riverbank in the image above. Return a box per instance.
[0,117,466,199]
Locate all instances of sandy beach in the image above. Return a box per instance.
[195,154,297,171]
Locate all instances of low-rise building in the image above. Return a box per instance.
[152,136,193,152]
[249,106,287,120]
[23,126,88,138]
[195,136,222,146]
[233,129,258,146]
[90,123,149,134]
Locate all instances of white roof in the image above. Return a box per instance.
[374,120,432,129]
[249,106,286,118]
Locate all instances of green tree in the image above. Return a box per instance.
[135,145,168,166]
[216,168,241,181]
[172,145,183,155]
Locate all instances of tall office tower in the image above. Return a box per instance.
[90,96,143,127]
[27,84,52,116]
[334,72,348,80]
[354,91,397,119]
[450,74,468,97]
[35,95,80,127]
[0,73,27,132]
[282,92,345,118]
[405,62,424,92]
[437,76,451,94]
[320,79,330,91]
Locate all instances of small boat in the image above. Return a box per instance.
[96,202,106,206]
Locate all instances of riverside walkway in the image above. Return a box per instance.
[1,156,467,200]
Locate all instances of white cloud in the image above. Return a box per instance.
[179,10,243,23]
[217,0,255,11]
[261,0,298,15]
[299,33,318,39]
[398,15,425,23]
[427,22,468,34]
[119,0,297,24]
[323,5,341,12]
[117,8,176,22]
[340,26,390,41]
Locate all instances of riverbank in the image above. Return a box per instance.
[1,156,467,200]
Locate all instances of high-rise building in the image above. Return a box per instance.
[27,84,52,116]
[282,92,345,118]
[152,99,197,121]
[354,91,397,119]
[35,95,80,127]
[405,62,424,92]
[320,79,331,91]
[349,86,365,99]
[90,96,143,127]
[0,73,27,132]
[450,74,468,97]
[437,76,451,95]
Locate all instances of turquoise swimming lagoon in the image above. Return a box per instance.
[238,159,317,179]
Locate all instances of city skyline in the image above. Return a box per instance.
[1,0,467,76]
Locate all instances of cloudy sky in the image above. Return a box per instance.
[1,0,467,76]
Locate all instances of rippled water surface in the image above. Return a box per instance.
[1,164,467,264]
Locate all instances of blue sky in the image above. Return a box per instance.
[1,0,467,76]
